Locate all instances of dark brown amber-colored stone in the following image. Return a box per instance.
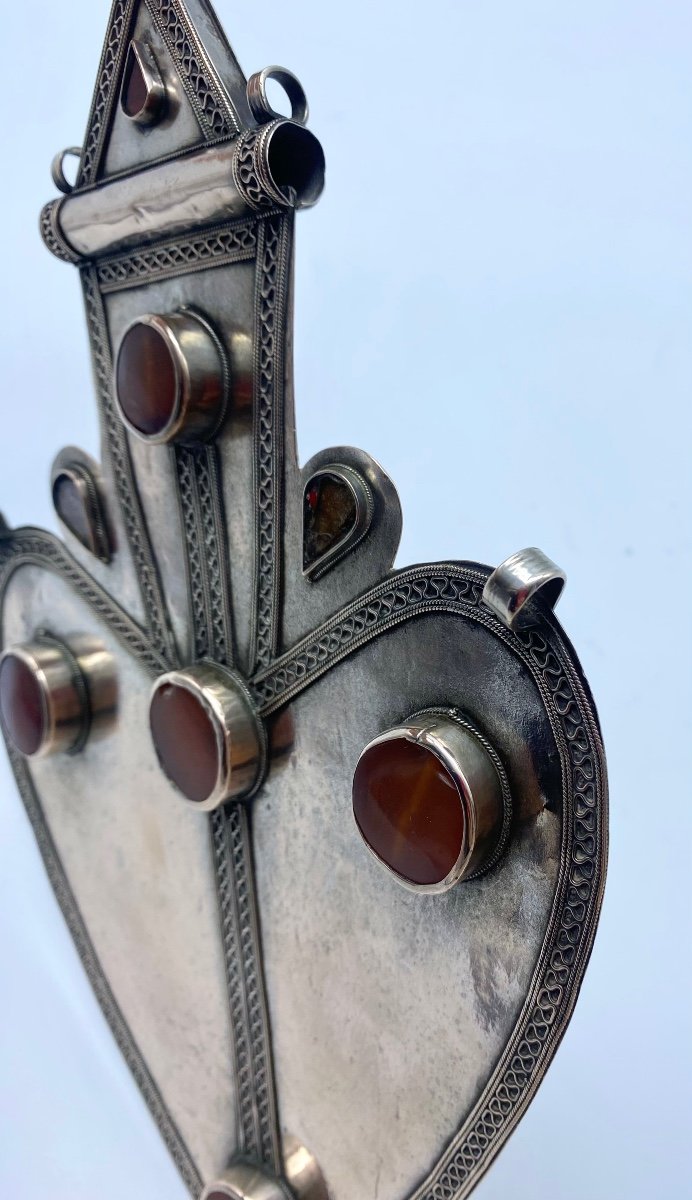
[353,737,465,886]
[116,322,178,436]
[52,473,92,549]
[303,472,357,571]
[206,1193,232,1200]
[122,43,150,119]
[0,654,46,756]
[150,682,220,803]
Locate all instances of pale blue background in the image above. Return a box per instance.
[1,1,691,1196]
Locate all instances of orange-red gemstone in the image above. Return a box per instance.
[353,737,465,885]
[150,682,219,803]
[116,322,178,436]
[0,654,45,756]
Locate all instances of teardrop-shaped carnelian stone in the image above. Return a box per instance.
[122,43,149,119]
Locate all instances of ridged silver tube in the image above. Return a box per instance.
[40,119,325,262]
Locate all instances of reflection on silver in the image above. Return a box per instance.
[52,121,325,260]
[482,546,566,630]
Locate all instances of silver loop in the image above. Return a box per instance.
[50,146,82,194]
[247,65,309,126]
[482,547,566,631]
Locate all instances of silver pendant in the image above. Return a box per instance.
[0,3,608,1198]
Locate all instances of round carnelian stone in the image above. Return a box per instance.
[0,654,46,756]
[149,682,219,803]
[116,322,178,436]
[353,737,465,886]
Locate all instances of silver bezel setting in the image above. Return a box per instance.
[0,634,116,758]
[120,39,167,127]
[302,464,374,581]
[353,709,511,895]
[51,460,111,563]
[149,662,266,812]
[201,1136,327,1200]
[114,308,229,446]
[200,1163,287,1200]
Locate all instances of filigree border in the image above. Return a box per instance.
[96,220,257,292]
[80,265,177,666]
[76,0,138,188]
[172,436,281,1167]
[39,200,83,265]
[0,530,165,675]
[250,213,291,672]
[210,802,283,1174]
[145,0,240,139]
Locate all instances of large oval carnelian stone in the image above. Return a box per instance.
[353,737,465,886]
[0,654,46,756]
[116,322,178,436]
[150,682,219,803]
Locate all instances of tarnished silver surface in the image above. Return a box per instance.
[1,2,608,1198]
